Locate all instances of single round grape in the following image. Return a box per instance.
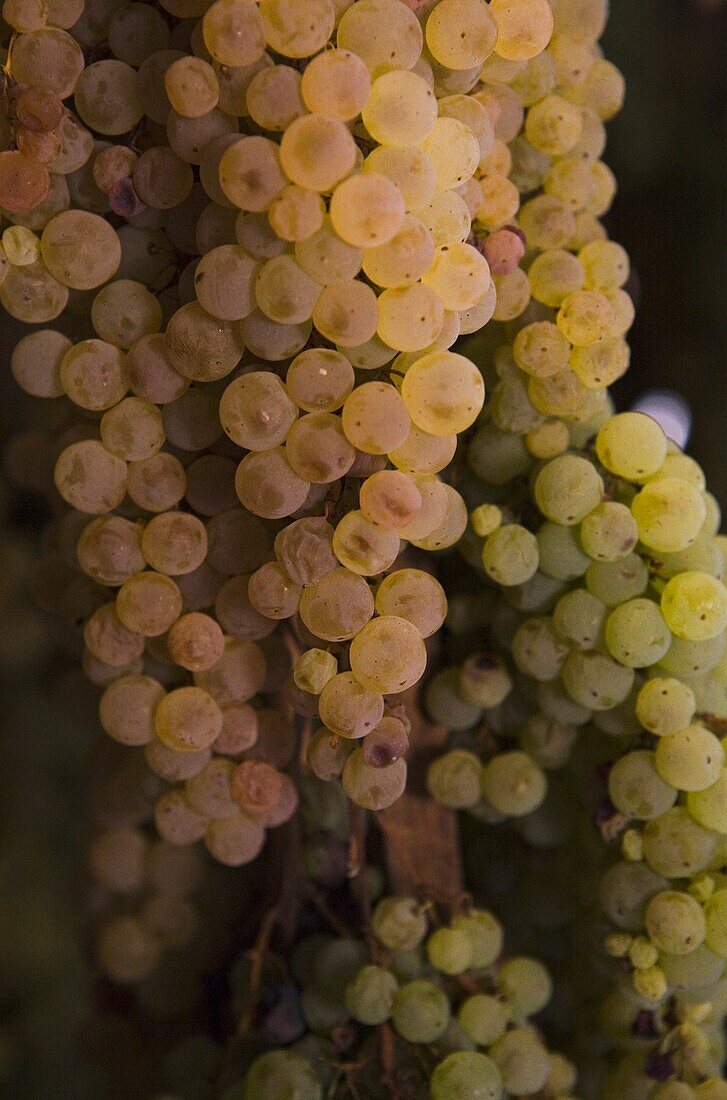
[349,615,427,695]
[10,328,69,398]
[219,372,297,451]
[332,511,400,577]
[142,512,208,576]
[458,996,509,1048]
[330,173,406,249]
[301,48,371,120]
[636,678,697,737]
[687,772,727,833]
[295,217,363,285]
[41,210,121,290]
[400,351,484,436]
[285,350,354,415]
[482,525,540,586]
[248,561,302,619]
[426,927,474,975]
[117,572,183,637]
[661,571,727,641]
[167,613,225,672]
[311,280,379,348]
[202,0,266,66]
[498,956,552,1016]
[336,0,423,77]
[374,569,446,638]
[155,686,223,752]
[279,114,357,194]
[489,1027,551,1095]
[54,440,127,515]
[235,448,310,519]
[127,452,186,513]
[605,598,671,668]
[319,672,384,740]
[362,70,438,147]
[391,980,450,1043]
[99,675,165,747]
[608,751,677,820]
[341,382,411,456]
[426,0,498,69]
[586,552,649,606]
[165,302,244,383]
[101,398,165,462]
[364,146,437,213]
[345,964,398,1026]
[645,890,706,956]
[376,284,445,352]
[427,750,482,810]
[194,637,267,706]
[299,568,375,643]
[205,812,266,866]
[268,185,324,242]
[342,749,407,810]
[74,59,143,134]
[580,501,638,562]
[218,136,286,211]
[481,751,547,817]
[420,117,480,190]
[562,649,634,710]
[535,455,604,526]
[642,807,717,879]
[655,724,724,792]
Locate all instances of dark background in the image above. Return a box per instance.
[1,1,727,1094]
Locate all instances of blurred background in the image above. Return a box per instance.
[1,1,727,1095]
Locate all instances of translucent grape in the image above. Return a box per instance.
[534,454,604,526]
[608,751,677,821]
[349,616,427,695]
[661,571,727,641]
[481,751,547,816]
[655,724,724,792]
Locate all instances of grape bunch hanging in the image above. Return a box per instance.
[2,0,727,1095]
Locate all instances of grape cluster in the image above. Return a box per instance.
[235,895,580,1099]
[4,0,727,1094]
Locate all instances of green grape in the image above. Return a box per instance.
[635,677,696,736]
[534,454,604,526]
[642,808,717,879]
[599,860,668,932]
[372,896,427,951]
[425,669,483,730]
[312,937,368,1000]
[537,522,591,581]
[243,1050,321,1099]
[659,942,724,991]
[349,616,427,695]
[498,956,552,1016]
[604,597,671,668]
[661,571,727,642]
[482,524,540,586]
[650,537,725,581]
[457,994,509,1046]
[645,890,706,955]
[654,724,724,792]
[580,501,639,562]
[481,751,548,817]
[658,633,726,680]
[450,910,503,969]
[631,478,707,554]
[585,552,649,606]
[391,980,450,1043]
[426,928,474,976]
[704,890,727,957]
[595,411,667,480]
[512,617,568,681]
[489,1027,551,1095]
[345,964,398,1025]
[427,750,483,810]
[553,588,606,649]
[562,649,634,710]
[607,751,677,821]
[430,1051,504,1100]
[687,772,727,833]
[342,748,407,810]
[519,713,578,769]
